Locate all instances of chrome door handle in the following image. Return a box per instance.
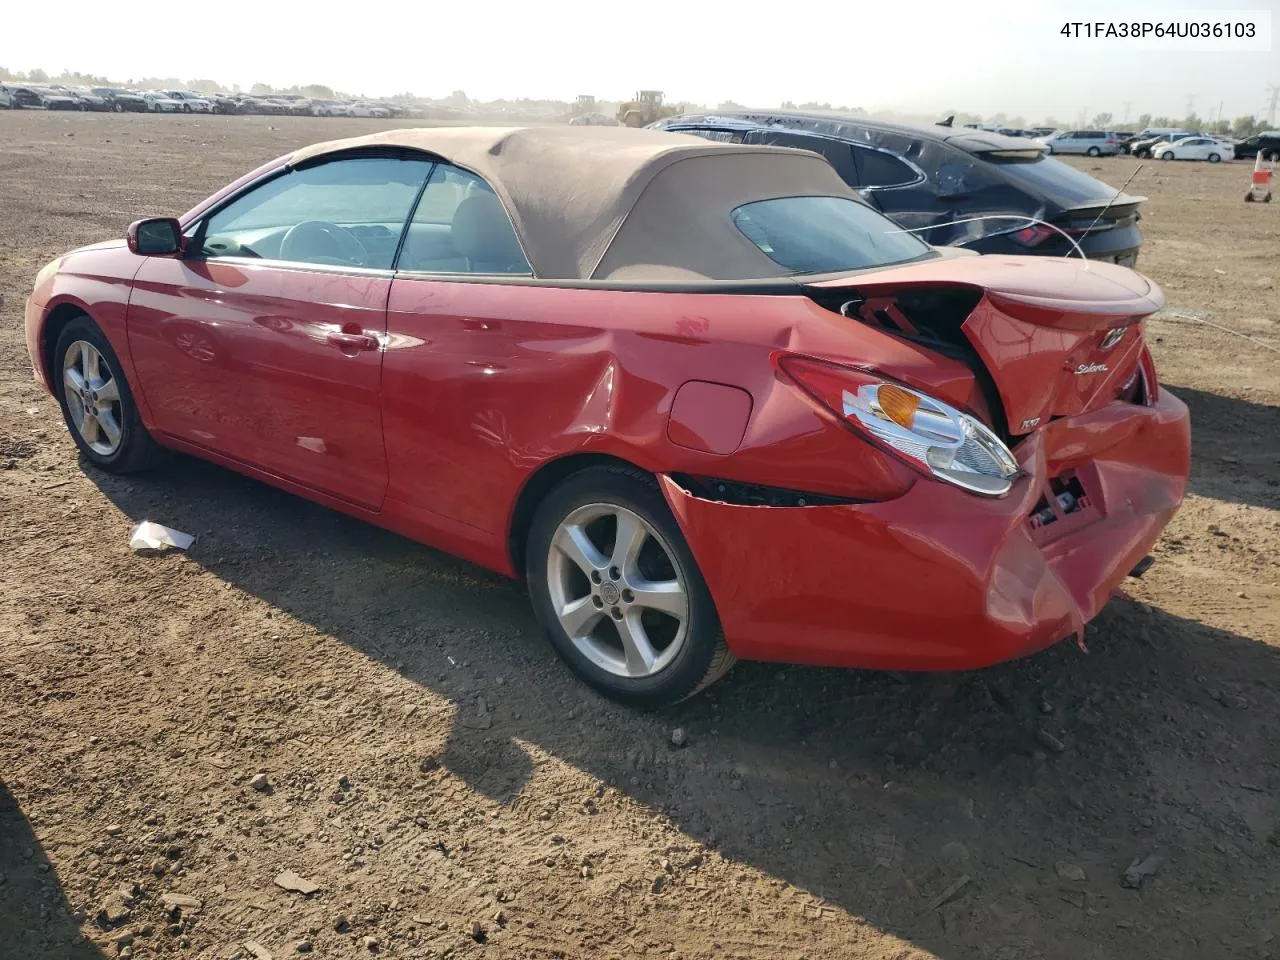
[326,331,379,353]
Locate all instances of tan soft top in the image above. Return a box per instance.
[288,126,860,281]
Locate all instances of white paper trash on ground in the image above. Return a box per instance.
[129,521,195,552]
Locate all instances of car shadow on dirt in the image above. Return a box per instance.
[0,782,106,959]
[1167,383,1280,509]
[93,455,1280,960]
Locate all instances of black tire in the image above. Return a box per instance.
[1086,146,1101,157]
[525,464,735,708]
[113,101,123,113]
[1160,151,1174,161]
[183,103,191,113]
[1208,153,1221,163]
[53,315,167,473]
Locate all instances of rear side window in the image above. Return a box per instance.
[851,146,918,188]
[742,130,858,186]
[731,196,929,275]
[398,164,531,275]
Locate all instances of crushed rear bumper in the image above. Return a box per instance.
[661,389,1189,670]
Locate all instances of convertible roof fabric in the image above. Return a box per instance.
[289,126,858,281]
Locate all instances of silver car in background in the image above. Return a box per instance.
[1038,130,1122,156]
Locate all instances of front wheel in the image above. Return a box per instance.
[526,465,735,708]
[1160,152,1174,161]
[1208,153,1221,163]
[1086,146,1101,157]
[53,315,166,473]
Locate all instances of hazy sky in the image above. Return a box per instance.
[3,0,1276,121]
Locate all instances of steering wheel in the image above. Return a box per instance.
[279,220,368,266]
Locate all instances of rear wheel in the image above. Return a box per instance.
[1086,146,1101,157]
[526,465,734,708]
[53,316,166,473]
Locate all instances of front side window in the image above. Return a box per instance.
[397,163,531,275]
[195,156,433,269]
[731,196,930,275]
[680,128,746,143]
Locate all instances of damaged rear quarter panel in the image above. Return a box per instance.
[379,279,932,557]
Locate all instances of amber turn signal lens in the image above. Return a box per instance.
[876,384,920,429]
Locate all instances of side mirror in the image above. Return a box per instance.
[127,217,183,256]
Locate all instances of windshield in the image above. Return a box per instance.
[731,196,930,274]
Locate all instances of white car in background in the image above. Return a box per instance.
[141,91,184,113]
[1152,136,1234,163]
[347,101,392,118]
[163,90,214,113]
[309,99,350,117]
[569,112,619,126]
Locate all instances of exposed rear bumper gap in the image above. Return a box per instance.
[668,473,867,508]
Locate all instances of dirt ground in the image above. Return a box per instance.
[0,111,1277,960]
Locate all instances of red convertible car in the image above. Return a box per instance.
[24,127,1190,706]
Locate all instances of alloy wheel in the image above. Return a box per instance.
[62,340,123,456]
[546,503,689,679]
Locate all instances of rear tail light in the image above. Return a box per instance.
[1012,224,1056,247]
[778,356,1021,497]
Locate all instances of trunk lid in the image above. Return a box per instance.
[807,255,1163,436]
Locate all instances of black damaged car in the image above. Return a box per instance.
[91,87,150,112]
[1233,132,1280,161]
[652,110,1145,266]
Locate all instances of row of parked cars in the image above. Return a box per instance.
[0,83,407,118]
[1029,127,1280,162]
[961,121,1279,162]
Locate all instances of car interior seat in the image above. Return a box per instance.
[449,193,530,274]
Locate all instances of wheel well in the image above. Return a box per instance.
[507,453,648,576]
[41,303,89,385]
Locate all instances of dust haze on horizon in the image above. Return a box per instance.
[3,0,1277,123]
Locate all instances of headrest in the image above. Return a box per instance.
[450,193,526,268]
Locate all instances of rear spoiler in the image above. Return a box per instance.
[1059,193,1147,212]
